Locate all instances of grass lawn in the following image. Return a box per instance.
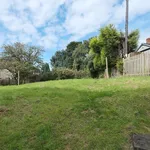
[0,77,150,150]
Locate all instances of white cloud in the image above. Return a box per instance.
[0,0,149,52]
[0,0,66,48]
[64,0,150,42]
[112,0,150,24]
[64,0,119,40]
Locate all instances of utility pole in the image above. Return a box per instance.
[125,0,129,57]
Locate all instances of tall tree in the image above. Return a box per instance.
[118,29,139,57]
[41,63,50,73]
[65,41,81,69]
[51,41,81,69]
[0,42,43,84]
[40,63,51,81]
[73,41,89,71]
[128,29,139,52]
[51,50,66,68]
[88,37,102,78]
[99,24,120,67]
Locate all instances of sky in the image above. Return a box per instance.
[0,0,150,62]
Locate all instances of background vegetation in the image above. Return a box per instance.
[51,24,139,78]
[0,24,139,85]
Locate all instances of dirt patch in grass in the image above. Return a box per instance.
[0,106,10,114]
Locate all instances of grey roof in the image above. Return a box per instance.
[137,43,150,52]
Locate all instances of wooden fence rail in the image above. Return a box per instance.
[123,51,150,76]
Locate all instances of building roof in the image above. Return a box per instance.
[137,43,150,52]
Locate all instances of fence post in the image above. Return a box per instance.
[123,58,125,76]
[18,71,20,85]
[106,57,109,79]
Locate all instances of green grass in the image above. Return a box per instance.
[0,77,150,150]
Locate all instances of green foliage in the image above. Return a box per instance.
[99,24,120,67]
[53,68,75,79]
[50,50,66,68]
[41,63,50,73]
[88,25,120,78]
[73,41,89,71]
[40,72,54,81]
[93,54,101,70]
[100,48,106,65]
[51,24,139,79]
[116,59,123,74]
[89,37,101,54]
[87,54,100,78]
[87,25,139,78]
[88,38,101,78]
[40,63,52,81]
[74,70,90,79]
[128,29,139,52]
[51,42,81,69]
[52,68,90,80]
[64,41,81,69]
[0,42,43,84]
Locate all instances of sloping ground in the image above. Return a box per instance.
[0,77,150,150]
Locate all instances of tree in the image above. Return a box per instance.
[65,41,81,69]
[0,42,44,84]
[51,50,67,68]
[88,37,102,78]
[128,29,139,53]
[41,63,50,73]
[99,24,120,67]
[118,29,139,57]
[40,63,51,81]
[89,37,101,54]
[87,54,100,78]
[50,24,139,78]
[50,41,81,69]
[73,41,89,71]
[88,24,127,77]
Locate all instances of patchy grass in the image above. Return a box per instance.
[0,77,150,150]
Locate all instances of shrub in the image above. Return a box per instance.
[52,68,75,80]
[75,70,90,79]
[0,78,15,86]
[51,68,90,80]
[116,59,123,74]
[40,72,57,81]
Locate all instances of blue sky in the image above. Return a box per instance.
[0,0,150,63]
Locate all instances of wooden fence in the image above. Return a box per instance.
[123,51,150,76]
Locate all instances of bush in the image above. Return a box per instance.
[52,68,75,80]
[40,72,57,81]
[29,74,41,83]
[75,70,90,79]
[52,68,90,80]
[0,78,15,86]
[116,59,123,74]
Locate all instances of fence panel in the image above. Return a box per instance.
[123,51,150,76]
